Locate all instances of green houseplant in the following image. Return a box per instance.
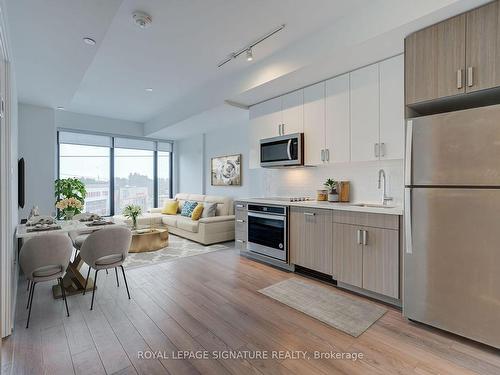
[55,178,86,219]
[123,204,142,229]
[324,178,339,202]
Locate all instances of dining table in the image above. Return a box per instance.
[16,218,127,299]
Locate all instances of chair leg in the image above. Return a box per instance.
[120,265,130,300]
[26,279,30,291]
[26,281,33,309]
[26,282,36,328]
[90,269,98,310]
[115,267,119,287]
[105,269,108,275]
[83,267,91,295]
[59,278,70,317]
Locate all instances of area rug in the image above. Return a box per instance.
[259,278,387,337]
[123,234,230,269]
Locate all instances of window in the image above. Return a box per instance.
[114,148,154,213]
[58,131,173,216]
[157,151,171,207]
[59,144,111,216]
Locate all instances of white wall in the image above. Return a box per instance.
[18,103,56,218]
[176,134,205,195]
[205,125,250,198]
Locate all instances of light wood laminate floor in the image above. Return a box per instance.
[2,247,500,375]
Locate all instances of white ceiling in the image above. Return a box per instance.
[6,0,490,139]
[6,0,366,123]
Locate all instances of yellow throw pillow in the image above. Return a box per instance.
[161,200,178,215]
[191,204,204,221]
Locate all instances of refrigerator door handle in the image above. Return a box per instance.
[404,188,412,254]
[405,120,413,186]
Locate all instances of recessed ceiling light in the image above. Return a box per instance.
[56,106,65,110]
[145,88,153,92]
[83,37,96,46]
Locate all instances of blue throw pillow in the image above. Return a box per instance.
[181,201,198,217]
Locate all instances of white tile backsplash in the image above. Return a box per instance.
[248,159,404,205]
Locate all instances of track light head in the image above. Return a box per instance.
[246,49,253,62]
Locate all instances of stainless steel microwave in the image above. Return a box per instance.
[260,133,304,167]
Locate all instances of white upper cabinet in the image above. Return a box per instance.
[350,63,380,162]
[281,89,303,135]
[325,73,350,163]
[303,82,326,166]
[248,97,282,169]
[379,55,404,160]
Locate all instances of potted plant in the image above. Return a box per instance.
[324,178,339,202]
[55,178,86,219]
[123,204,142,229]
[55,197,83,220]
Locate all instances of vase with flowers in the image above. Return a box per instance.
[55,197,83,220]
[123,204,142,230]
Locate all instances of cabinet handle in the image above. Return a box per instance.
[304,212,315,216]
[236,204,245,208]
[325,149,330,162]
[456,69,463,89]
[236,219,245,223]
[320,149,325,162]
[282,123,285,135]
[380,143,386,157]
[467,67,474,87]
[374,143,380,158]
[236,239,245,243]
[357,229,362,245]
[362,230,368,245]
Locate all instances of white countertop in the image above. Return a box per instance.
[237,198,403,215]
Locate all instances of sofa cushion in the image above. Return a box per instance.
[201,202,217,218]
[191,204,204,220]
[181,201,198,217]
[162,215,177,227]
[161,200,178,215]
[204,195,232,216]
[176,216,199,233]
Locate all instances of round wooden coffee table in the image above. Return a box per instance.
[129,227,169,253]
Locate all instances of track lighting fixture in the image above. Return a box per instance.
[246,49,253,62]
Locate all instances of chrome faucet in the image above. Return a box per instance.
[378,169,393,205]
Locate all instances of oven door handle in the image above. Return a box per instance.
[248,212,286,221]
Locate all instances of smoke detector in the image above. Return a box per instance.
[132,11,152,29]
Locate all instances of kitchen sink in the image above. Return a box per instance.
[349,203,396,209]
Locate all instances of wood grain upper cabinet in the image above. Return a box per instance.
[290,207,333,275]
[405,14,466,104]
[281,89,303,135]
[362,227,399,299]
[466,1,500,93]
[303,82,326,166]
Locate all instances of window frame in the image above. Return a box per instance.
[57,130,173,216]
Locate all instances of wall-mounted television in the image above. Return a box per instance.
[18,158,25,208]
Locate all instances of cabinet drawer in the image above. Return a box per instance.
[235,210,247,220]
[235,238,246,250]
[333,210,398,230]
[235,202,247,210]
[235,219,247,232]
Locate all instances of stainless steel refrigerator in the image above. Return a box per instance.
[404,104,500,349]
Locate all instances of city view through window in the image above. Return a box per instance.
[59,139,171,216]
